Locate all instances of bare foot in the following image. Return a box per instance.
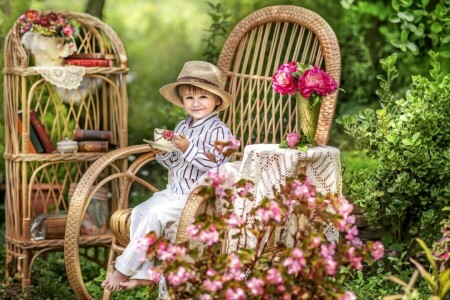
[119,279,152,290]
[101,270,129,292]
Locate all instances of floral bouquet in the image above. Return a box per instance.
[17,9,78,65]
[273,62,338,146]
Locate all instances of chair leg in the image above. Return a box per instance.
[102,245,118,300]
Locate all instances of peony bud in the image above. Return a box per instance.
[286,133,300,148]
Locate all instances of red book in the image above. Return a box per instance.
[64,58,114,67]
[78,141,109,152]
[29,110,56,153]
[66,53,116,60]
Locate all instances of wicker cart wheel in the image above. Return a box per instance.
[64,144,156,300]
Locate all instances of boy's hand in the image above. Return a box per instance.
[174,133,189,152]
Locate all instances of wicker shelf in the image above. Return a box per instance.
[3,11,129,290]
[5,152,114,162]
[3,66,129,76]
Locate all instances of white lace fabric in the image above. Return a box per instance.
[33,66,85,90]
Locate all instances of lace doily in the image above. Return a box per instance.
[33,66,85,90]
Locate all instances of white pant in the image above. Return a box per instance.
[114,188,188,279]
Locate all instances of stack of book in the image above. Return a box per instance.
[64,53,115,67]
[73,129,112,152]
[18,110,56,153]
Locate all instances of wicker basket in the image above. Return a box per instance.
[43,214,67,239]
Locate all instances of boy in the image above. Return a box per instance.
[102,61,234,291]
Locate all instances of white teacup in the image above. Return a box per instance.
[154,128,174,144]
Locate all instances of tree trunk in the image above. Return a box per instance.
[85,0,105,19]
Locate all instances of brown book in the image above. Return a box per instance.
[66,53,115,60]
[17,113,37,153]
[78,141,109,152]
[64,58,113,67]
[29,110,56,153]
[73,129,111,142]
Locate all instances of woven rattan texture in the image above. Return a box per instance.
[3,11,130,298]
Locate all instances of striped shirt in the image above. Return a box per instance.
[156,112,233,195]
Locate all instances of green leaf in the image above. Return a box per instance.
[440,51,450,58]
[402,138,414,146]
[401,30,408,42]
[431,22,443,33]
[410,258,437,292]
[421,0,430,7]
[405,42,418,53]
[398,11,414,22]
[392,0,400,10]
[415,238,437,274]
[389,14,401,23]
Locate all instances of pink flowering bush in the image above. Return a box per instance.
[141,169,384,298]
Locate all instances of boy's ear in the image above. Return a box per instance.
[215,97,222,106]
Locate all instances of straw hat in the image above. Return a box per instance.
[159,61,233,112]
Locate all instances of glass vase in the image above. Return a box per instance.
[296,93,321,144]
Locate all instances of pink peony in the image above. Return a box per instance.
[286,133,300,148]
[272,62,299,95]
[298,66,337,99]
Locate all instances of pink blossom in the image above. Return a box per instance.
[286,133,300,148]
[237,181,253,197]
[339,291,357,300]
[186,224,201,238]
[298,65,337,99]
[246,277,265,296]
[229,253,242,270]
[207,168,228,187]
[283,248,306,274]
[345,226,359,241]
[202,278,223,292]
[147,267,162,283]
[62,25,74,37]
[227,213,245,228]
[325,256,337,275]
[206,269,217,277]
[311,236,322,248]
[266,268,283,284]
[198,224,220,246]
[256,201,283,224]
[167,266,190,286]
[200,295,212,300]
[372,241,385,260]
[347,247,363,270]
[272,62,299,95]
[225,287,247,300]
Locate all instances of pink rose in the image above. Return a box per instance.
[62,25,74,37]
[272,62,299,95]
[286,133,300,148]
[298,66,337,99]
[162,130,174,141]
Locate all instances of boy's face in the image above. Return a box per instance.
[180,88,221,124]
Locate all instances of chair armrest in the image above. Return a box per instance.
[64,144,157,300]
[175,186,213,244]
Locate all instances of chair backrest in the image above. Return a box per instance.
[217,5,341,147]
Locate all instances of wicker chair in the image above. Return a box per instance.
[64,5,341,299]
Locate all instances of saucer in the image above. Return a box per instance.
[143,139,178,152]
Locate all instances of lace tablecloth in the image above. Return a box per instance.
[239,144,342,200]
[33,66,85,89]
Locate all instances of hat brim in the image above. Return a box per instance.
[159,82,233,112]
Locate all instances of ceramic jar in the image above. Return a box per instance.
[57,138,78,153]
